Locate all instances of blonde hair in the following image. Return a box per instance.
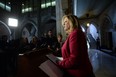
[62,14,81,30]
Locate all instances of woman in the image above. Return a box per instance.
[57,14,95,77]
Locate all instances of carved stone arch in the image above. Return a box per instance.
[101,15,113,31]
[0,20,11,38]
[90,21,99,32]
[100,15,113,49]
[20,20,38,42]
[81,21,99,35]
[21,20,37,30]
[42,16,56,36]
[81,21,99,49]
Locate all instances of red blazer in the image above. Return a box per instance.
[58,28,93,77]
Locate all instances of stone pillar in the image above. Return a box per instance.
[37,0,41,37]
[73,0,78,15]
[56,0,69,40]
[11,0,21,18]
[10,0,22,39]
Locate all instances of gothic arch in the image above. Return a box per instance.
[100,15,113,49]
[42,16,56,35]
[20,20,38,42]
[81,21,99,49]
[0,20,11,38]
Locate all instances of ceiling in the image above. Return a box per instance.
[0,0,115,19]
[73,0,115,19]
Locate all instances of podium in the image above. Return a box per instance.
[39,60,63,77]
[16,48,52,77]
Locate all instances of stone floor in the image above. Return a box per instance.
[88,49,116,77]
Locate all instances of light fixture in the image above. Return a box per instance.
[8,18,18,27]
[87,23,90,27]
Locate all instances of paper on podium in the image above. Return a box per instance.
[46,54,63,65]
[39,60,63,77]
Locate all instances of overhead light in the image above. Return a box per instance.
[22,3,24,6]
[87,23,90,27]
[8,2,10,4]
[8,18,18,27]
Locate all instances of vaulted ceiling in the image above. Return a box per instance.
[75,0,115,19]
[0,0,115,18]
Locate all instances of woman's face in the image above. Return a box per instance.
[62,17,70,33]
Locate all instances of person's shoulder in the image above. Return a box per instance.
[70,29,85,38]
[76,28,85,35]
[72,28,83,34]
[69,29,78,38]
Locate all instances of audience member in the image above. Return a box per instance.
[30,36,41,50]
[19,37,30,53]
[53,33,64,56]
[47,30,57,50]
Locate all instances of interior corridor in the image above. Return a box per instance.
[89,49,116,77]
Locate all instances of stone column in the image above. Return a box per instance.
[73,0,78,15]
[10,0,22,39]
[56,0,68,40]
